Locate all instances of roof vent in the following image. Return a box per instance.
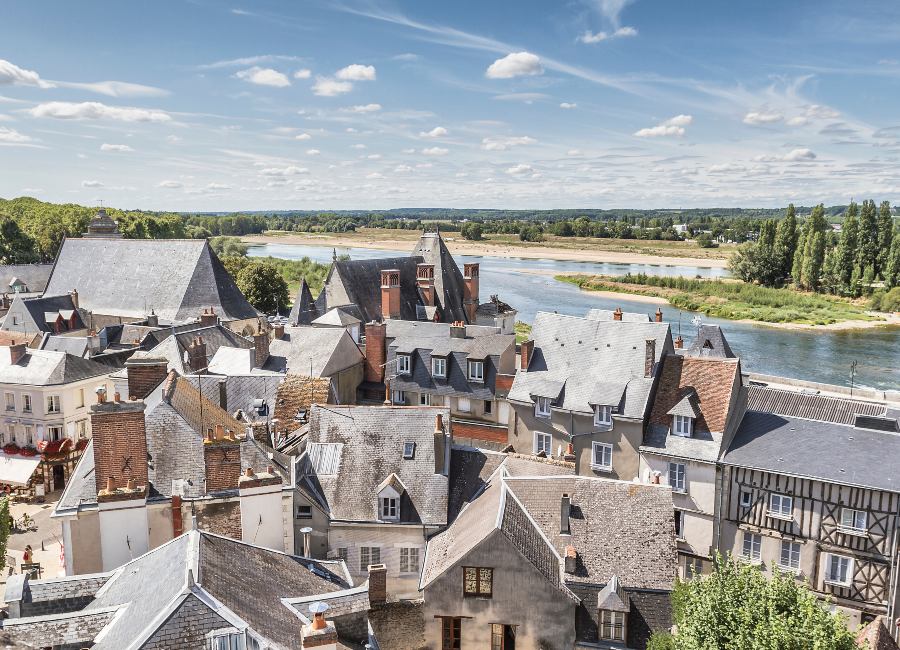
[853,414,898,433]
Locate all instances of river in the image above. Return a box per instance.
[247,242,900,392]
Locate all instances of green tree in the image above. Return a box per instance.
[885,232,900,289]
[670,555,858,650]
[0,497,8,573]
[834,203,858,294]
[460,222,484,241]
[210,235,248,258]
[856,199,878,276]
[0,214,39,263]
[773,204,797,281]
[796,205,828,290]
[876,200,893,275]
[791,229,806,285]
[236,262,289,314]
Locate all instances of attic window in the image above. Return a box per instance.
[599,610,626,642]
[397,354,411,375]
[380,496,399,520]
[703,339,714,349]
[403,441,416,459]
[673,415,693,437]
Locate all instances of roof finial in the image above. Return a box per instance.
[332,248,337,262]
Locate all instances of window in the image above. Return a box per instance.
[769,493,793,519]
[483,400,492,415]
[685,557,703,578]
[432,357,446,378]
[779,540,801,571]
[491,624,516,650]
[599,610,626,642]
[76,420,87,439]
[457,397,470,413]
[336,547,348,562]
[839,508,867,534]
[4,393,14,411]
[673,415,693,437]
[392,390,406,405]
[740,491,753,508]
[48,426,63,442]
[591,442,612,471]
[21,394,31,413]
[535,396,550,418]
[360,546,381,572]
[674,510,684,539]
[380,497,398,520]
[419,393,432,406]
[77,388,84,408]
[463,566,493,597]
[403,441,416,459]
[400,547,420,573]
[23,425,33,446]
[397,354,411,375]
[594,404,612,427]
[669,462,686,493]
[742,532,761,562]
[209,631,243,650]
[46,395,61,414]
[468,360,484,382]
[534,431,552,456]
[296,505,312,520]
[824,554,853,586]
[441,617,461,650]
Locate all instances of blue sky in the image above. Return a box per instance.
[1,0,899,210]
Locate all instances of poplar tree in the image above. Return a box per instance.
[773,204,797,281]
[856,199,879,276]
[797,204,827,290]
[877,200,893,275]
[886,233,900,289]
[834,203,858,294]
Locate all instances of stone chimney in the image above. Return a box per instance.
[380,270,401,320]
[520,339,534,371]
[203,425,241,493]
[273,324,285,340]
[449,321,466,338]
[146,311,159,328]
[644,339,656,378]
[655,308,663,323]
[564,545,577,574]
[416,263,435,307]
[613,307,623,321]
[560,494,571,535]
[200,307,218,327]
[434,412,448,474]
[186,337,207,373]
[674,335,684,349]
[368,564,387,605]
[463,263,480,323]
[69,288,79,309]
[364,321,387,383]
[5,343,27,365]
[253,327,270,368]
[90,399,149,499]
[301,602,338,650]
[238,465,284,550]
[125,357,169,400]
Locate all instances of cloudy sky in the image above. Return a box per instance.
[1,0,899,210]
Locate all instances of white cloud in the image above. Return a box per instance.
[57,80,168,97]
[198,55,304,70]
[420,126,448,138]
[506,163,534,175]
[559,102,577,109]
[367,154,382,159]
[0,59,51,87]
[206,182,231,190]
[481,135,537,151]
[293,68,312,79]
[0,127,32,143]
[345,103,382,113]
[578,26,637,43]
[394,164,412,172]
[707,162,747,174]
[100,143,133,152]
[366,172,383,179]
[743,110,783,126]
[567,149,583,156]
[29,101,171,122]
[804,104,840,120]
[786,116,809,127]
[295,133,312,140]
[166,135,182,143]
[306,149,320,155]
[485,52,543,79]
[351,143,367,149]
[335,64,376,81]
[235,67,291,87]
[157,180,183,188]
[754,148,817,162]
[421,146,448,156]
[81,180,104,188]
[416,162,433,168]
[634,114,693,137]
[312,77,353,96]
[259,166,308,176]
[393,53,420,62]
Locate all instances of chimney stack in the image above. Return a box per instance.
[644,339,656,377]
[449,321,466,338]
[564,545,577,574]
[560,494,571,535]
[435,412,444,434]
[187,337,207,373]
[146,310,159,328]
[273,323,285,340]
[655,308,663,323]
[380,270,401,320]
[91,398,148,499]
[203,426,241,493]
[363,322,387,383]
[368,564,387,605]
[199,307,218,327]
[69,288,79,309]
[520,339,534,371]
[613,307,623,321]
[463,263,480,323]
[674,335,684,349]
[302,602,337,650]
[416,263,435,307]
[253,326,270,368]
[6,343,27,365]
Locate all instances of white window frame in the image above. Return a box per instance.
[391,390,406,405]
[591,442,612,472]
[535,396,551,418]
[21,394,31,413]
[673,415,693,437]
[208,630,244,650]
[48,425,63,442]
[824,553,853,586]
[296,505,313,520]
[4,393,14,412]
[741,531,761,563]
[768,493,793,520]
[457,396,471,413]
[468,360,484,382]
[594,404,612,428]
[380,496,399,520]
[46,394,61,414]
[740,491,753,508]
[669,462,687,493]
[778,539,801,573]
[599,610,626,642]
[534,431,552,456]
[397,354,411,375]
[839,508,868,535]
[419,392,432,406]
[431,356,446,378]
[399,547,420,574]
[360,546,381,572]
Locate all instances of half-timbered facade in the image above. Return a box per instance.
[719,386,900,631]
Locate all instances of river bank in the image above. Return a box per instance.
[242,230,731,269]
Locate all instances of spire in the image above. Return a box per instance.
[332,248,337,262]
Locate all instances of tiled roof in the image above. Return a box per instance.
[312,307,360,327]
[327,256,423,323]
[649,355,741,433]
[140,323,255,374]
[746,385,886,425]
[411,232,469,324]
[272,375,331,435]
[1,293,84,335]
[0,263,52,294]
[585,308,651,322]
[856,617,900,650]
[185,373,283,421]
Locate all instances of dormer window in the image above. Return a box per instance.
[673,415,693,437]
[380,496,398,520]
[594,405,612,428]
[432,356,446,378]
[535,396,551,418]
[377,473,405,522]
[467,360,484,382]
[599,610,626,642]
[397,354,411,375]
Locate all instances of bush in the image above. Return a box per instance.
[460,222,484,241]
[695,233,718,248]
[519,225,544,242]
[647,632,676,650]
[870,286,900,312]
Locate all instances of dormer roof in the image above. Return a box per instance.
[666,390,701,419]
[376,472,408,495]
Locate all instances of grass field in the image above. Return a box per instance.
[557,273,879,326]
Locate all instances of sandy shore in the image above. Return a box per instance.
[242,232,730,269]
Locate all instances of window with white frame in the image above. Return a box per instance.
[46,395,61,414]
[599,610,626,642]
[392,390,406,405]
[740,491,753,508]
[741,531,761,562]
[48,425,63,441]
[673,415,693,437]
[21,394,31,413]
[4,393,14,411]
[419,393,432,406]
[779,540,801,571]
[432,356,446,378]
[336,547,348,562]
[674,510,684,539]
[360,546,381,572]
[669,462,686,493]
[24,425,33,446]
[535,431,552,456]
[457,397,470,413]
[535,396,551,418]
[468,360,484,382]
[209,630,243,650]
[77,420,87,438]
[397,354,411,375]
[591,442,612,471]
[824,553,852,586]
[594,404,612,427]
[380,496,399,520]
[685,557,703,578]
[769,493,793,519]
[839,508,867,534]
[400,547,420,574]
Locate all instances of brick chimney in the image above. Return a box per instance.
[125,356,169,400]
[200,307,218,327]
[564,545,577,574]
[520,339,534,371]
[368,564,387,605]
[463,263,479,323]
[253,327,270,368]
[644,338,656,377]
[364,321,387,383]
[186,337,207,373]
[69,288,79,309]
[674,335,684,349]
[5,343,27,365]
[655,308,663,323]
[416,263,435,307]
[613,307,623,321]
[90,399,149,499]
[380,270,401,320]
[203,425,241,493]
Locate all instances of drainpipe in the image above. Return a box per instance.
[713,465,726,560]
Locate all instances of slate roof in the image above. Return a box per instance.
[267,326,363,376]
[39,335,90,358]
[326,256,423,323]
[0,294,84,335]
[585,308,652,322]
[44,238,258,323]
[312,307,361,327]
[0,264,52,294]
[140,323,255,374]
[288,279,320,326]
[746,385,886,425]
[0,348,110,386]
[185,373,283,422]
[685,324,735,358]
[298,405,449,525]
[410,232,468,323]
[504,476,677,590]
[508,312,672,418]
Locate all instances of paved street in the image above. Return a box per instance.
[1,493,65,604]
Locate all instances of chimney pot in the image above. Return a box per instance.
[266,465,274,475]
[106,476,115,493]
[564,544,577,573]
[113,391,121,403]
[245,467,254,478]
[215,424,225,440]
[613,307,623,321]
[126,478,135,491]
[674,335,684,349]
[655,308,663,323]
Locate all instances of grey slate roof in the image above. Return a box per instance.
[685,324,735,358]
[44,238,258,323]
[140,323,254,374]
[267,326,363,376]
[410,232,468,323]
[746,385,886,425]
[0,348,110,386]
[508,312,672,418]
[325,256,423,323]
[0,294,84,335]
[312,307,361,327]
[185,373,282,422]
[298,405,449,525]
[586,308,651,322]
[0,264,52,294]
[288,279,319,326]
[39,335,90,357]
